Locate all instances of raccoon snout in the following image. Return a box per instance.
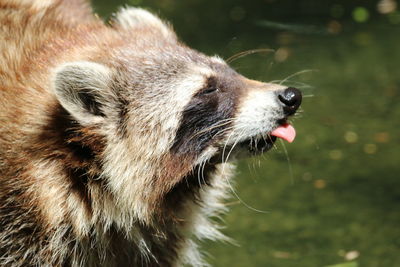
[277,87,302,116]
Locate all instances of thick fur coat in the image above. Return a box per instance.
[0,0,301,266]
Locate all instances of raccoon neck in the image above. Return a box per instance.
[34,103,231,264]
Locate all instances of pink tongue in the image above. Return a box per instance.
[270,123,296,143]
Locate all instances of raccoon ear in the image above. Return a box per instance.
[53,61,113,125]
[112,7,177,40]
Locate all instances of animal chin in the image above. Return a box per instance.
[238,134,277,155]
[208,134,276,164]
[211,122,296,162]
[244,122,296,155]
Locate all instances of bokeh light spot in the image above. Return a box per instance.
[327,20,342,34]
[314,179,326,189]
[363,144,377,154]
[374,132,390,143]
[377,0,397,14]
[344,131,358,143]
[353,7,370,23]
[274,47,290,62]
[345,250,360,261]
[272,251,292,259]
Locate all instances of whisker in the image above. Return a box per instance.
[278,69,318,86]
[221,125,250,162]
[226,48,275,63]
[224,130,246,164]
[212,125,238,139]
[197,161,205,190]
[269,135,279,151]
[200,159,207,185]
[220,131,271,214]
[270,80,313,88]
[278,139,294,185]
[188,119,235,141]
[222,167,271,214]
[221,128,241,163]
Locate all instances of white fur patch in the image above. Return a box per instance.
[211,56,226,65]
[228,83,287,144]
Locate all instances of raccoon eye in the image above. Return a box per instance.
[199,86,219,95]
[196,76,219,96]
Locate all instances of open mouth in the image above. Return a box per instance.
[210,122,297,163]
[238,122,296,155]
[238,134,277,155]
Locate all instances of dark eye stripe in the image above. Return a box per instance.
[170,77,235,155]
[195,76,219,96]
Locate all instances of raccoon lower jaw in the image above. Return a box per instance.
[209,122,297,163]
[239,134,277,155]
[225,133,277,160]
[206,135,276,164]
[245,123,296,154]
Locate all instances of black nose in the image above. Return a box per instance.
[278,87,302,116]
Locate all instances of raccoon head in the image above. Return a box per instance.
[52,8,301,222]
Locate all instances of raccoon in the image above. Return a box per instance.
[0,0,302,266]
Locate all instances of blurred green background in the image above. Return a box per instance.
[93,0,400,266]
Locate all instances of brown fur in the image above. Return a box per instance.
[0,1,300,266]
[0,1,231,265]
